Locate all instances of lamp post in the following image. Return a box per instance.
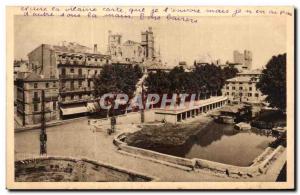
[40,90,47,155]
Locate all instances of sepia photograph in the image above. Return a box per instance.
[6,6,295,189]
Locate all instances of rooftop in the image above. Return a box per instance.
[226,74,260,83]
[123,40,141,46]
[17,72,57,82]
[237,69,262,75]
[29,42,110,57]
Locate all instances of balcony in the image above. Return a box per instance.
[44,96,59,102]
[59,74,86,80]
[60,97,94,105]
[87,74,98,79]
[32,97,40,103]
[59,87,94,94]
[85,62,104,68]
[57,59,86,67]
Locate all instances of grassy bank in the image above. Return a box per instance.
[124,118,212,149]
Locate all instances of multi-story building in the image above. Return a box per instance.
[233,50,253,70]
[15,73,59,125]
[16,42,112,124]
[222,69,265,104]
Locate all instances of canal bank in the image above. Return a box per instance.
[124,119,276,166]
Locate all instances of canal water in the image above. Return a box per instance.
[148,121,276,166]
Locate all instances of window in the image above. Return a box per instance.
[61,96,65,102]
[239,93,243,97]
[226,92,229,95]
[71,95,74,100]
[79,81,82,87]
[88,58,91,61]
[61,68,66,75]
[53,82,56,87]
[34,103,38,111]
[53,101,56,110]
[232,86,235,90]
[34,83,38,88]
[70,81,74,90]
[226,86,229,90]
[232,92,235,96]
[79,94,82,99]
[88,80,91,87]
[255,93,259,97]
[46,83,49,88]
[249,87,252,91]
[95,70,97,75]
[239,87,243,90]
[78,68,82,75]
[61,81,66,89]
[70,68,74,73]
[248,93,252,97]
[34,92,38,98]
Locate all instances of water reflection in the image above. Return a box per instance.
[148,121,276,166]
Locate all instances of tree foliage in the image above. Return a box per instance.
[256,53,286,111]
[145,64,238,97]
[94,64,143,99]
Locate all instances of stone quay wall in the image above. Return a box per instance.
[15,156,157,182]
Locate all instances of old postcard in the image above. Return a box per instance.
[6,6,294,189]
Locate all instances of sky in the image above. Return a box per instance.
[14,15,287,69]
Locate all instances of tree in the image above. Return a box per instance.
[194,64,225,97]
[94,64,143,116]
[145,70,170,94]
[256,53,286,111]
[94,64,143,99]
[222,66,238,80]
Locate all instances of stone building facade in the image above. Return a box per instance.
[22,42,111,122]
[233,50,253,70]
[222,69,266,104]
[15,73,59,125]
[107,27,155,64]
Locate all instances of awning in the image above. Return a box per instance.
[60,105,88,115]
[87,102,97,113]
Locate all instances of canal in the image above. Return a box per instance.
[146,121,276,166]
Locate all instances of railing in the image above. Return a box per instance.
[87,74,97,79]
[32,97,40,102]
[59,87,94,94]
[59,74,86,79]
[44,96,59,102]
[86,62,104,67]
[60,97,93,104]
[58,59,85,66]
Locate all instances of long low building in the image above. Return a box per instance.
[154,96,228,123]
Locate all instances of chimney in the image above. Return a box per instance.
[94,44,98,53]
